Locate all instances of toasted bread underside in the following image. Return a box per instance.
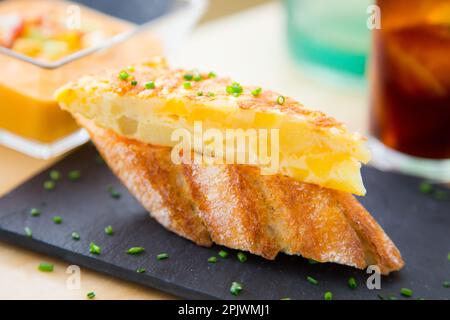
[78,116,404,274]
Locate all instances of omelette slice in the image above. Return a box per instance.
[55,58,371,195]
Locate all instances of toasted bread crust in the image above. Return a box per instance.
[79,116,403,274]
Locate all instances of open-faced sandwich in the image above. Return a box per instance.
[55,57,404,275]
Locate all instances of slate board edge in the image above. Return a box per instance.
[0,229,216,300]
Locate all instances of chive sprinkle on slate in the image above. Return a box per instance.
[87,291,96,299]
[127,247,145,255]
[306,276,318,285]
[30,208,40,217]
[24,227,32,238]
[419,181,433,194]
[324,291,333,300]
[89,242,101,255]
[136,268,146,273]
[348,277,357,289]
[71,232,80,240]
[237,252,247,263]
[400,288,413,297]
[107,186,121,199]
[448,252,450,261]
[38,262,54,272]
[49,170,61,181]
[52,216,63,224]
[104,225,114,235]
[218,250,228,258]
[230,282,243,296]
[443,281,450,288]
[43,180,55,191]
[68,170,81,181]
[208,256,217,263]
[157,253,169,260]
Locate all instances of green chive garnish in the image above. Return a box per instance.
[308,259,318,265]
[448,252,450,261]
[226,82,243,97]
[87,291,96,299]
[107,186,121,199]
[218,250,228,258]
[68,170,81,181]
[306,276,318,285]
[276,95,285,105]
[230,282,243,296]
[127,247,145,255]
[183,81,192,89]
[30,208,40,217]
[52,216,62,224]
[251,87,262,97]
[208,256,217,263]
[443,281,450,288]
[72,232,80,240]
[43,180,55,191]
[324,291,333,300]
[145,81,155,89]
[419,182,433,194]
[197,91,203,96]
[207,92,215,97]
[104,225,114,235]
[131,80,138,86]
[38,262,54,272]
[280,297,291,300]
[237,252,247,263]
[183,73,193,81]
[348,277,357,289]
[119,71,129,80]
[136,268,146,273]
[89,242,101,255]
[156,253,169,260]
[24,227,32,238]
[193,73,202,82]
[400,288,413,297]
[49,170,61,181]
[208,71,216,78]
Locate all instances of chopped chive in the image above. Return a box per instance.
[104,225,114,236]
[145,81,155,89]
[43,180,55,191]
[49,170,61,181]
[218,250,228,258]
[118,71,129,80]
[208,256,217,263]
[193,73,202,82]
[131,80,138,86]
[448,252,450,261]
[348,277,357,289]
[136,268,146,273]
[107,186,121,199]
[237,252,247,263]
[400,288,413,297]
[197,91,203,96]
[87,291,96,299]
[71,232,80,240]
[226,82,243,97]
[308,259,318,265]
[208,71,216,78]
[306,276,318,285]
[89,242,101,255]
[52,216,62,224]
[183,81,192,89]
[280,297,291,300]
[183,73,193,81]
[433,189,448,200]
[443,281,450,288]
[230,282,243,296]
[251,87,262,97]
[276,95,285,105]
[30,208,41,217]
[38,262,54,272]
[388,295,398,300]
[419,182,433,194]
[24,227,32,238]
[156,253,169,260]
[127,247,145,255]
[68,170,81,181]
[207,92,215,97]
[324,291,333,300]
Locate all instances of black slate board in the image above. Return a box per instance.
[0,144,449,300]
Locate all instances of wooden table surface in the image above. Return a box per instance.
[0,1,369,299]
